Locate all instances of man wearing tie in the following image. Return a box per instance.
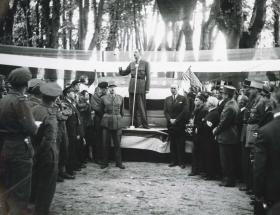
[164,84,188,169]
[119,50,150,128]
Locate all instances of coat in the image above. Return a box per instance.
[254,114,280,203]
[214,99,239,145]
[119,59,150,94]
[0,90,37,159]
[32,104,59,161]
[164,94,188,133]
[100,94,124,130]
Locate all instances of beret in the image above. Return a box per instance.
[40,82,62,97]
[261,85,271,96]
[98,81,108,89]
[8,67,32,86]
[28,79,44,89]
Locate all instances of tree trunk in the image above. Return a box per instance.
[68,0,74,49]
[216,0,243,49]
[21,0,32,46]
[41,0,51,47]
[182,20,193,50]
[200,0,217,50]
[239,0,267,48]
[88,0,105,50]
[0,0,19,44]
[35,1,42,47]
[147,10,160,51]
[273,4,279,47]
[106,0,121,51]
[49,0,61,48]
[133,0,141,50]
[62,0,67,49]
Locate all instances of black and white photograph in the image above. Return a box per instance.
[0,0,280,214]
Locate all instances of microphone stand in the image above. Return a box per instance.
[130,63,138,129]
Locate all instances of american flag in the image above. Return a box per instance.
[181,66,202,90]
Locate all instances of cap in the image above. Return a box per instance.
[63,84,74,95]
[196,92,207,102]
[108,81,117,88]
[261,85,271,96]
[71,80,80,86]
[8,67,32,86]
[223,85,236,96]
[242,79,251,87]
[98,81,108,89]
[250,80,263,90]
[40,82,62,97]
[28,79,44,89]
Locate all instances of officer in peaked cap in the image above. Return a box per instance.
[213,85,239,187]
[31,82,62,215]
[8,67,32,87]
[223,85,236,97]
[0,67,37,214]
[40,82,62,97]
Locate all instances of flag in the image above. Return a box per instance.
[181,66,202,91]
[88,70,98,95]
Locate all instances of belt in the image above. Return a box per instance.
[131,76,144,80]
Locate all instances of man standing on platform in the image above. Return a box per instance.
[119,50,150,128]
[164,84,188,169]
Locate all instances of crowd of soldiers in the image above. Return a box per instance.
[179,80,280,214]
[0,68,125,215]
[0,66,280,214]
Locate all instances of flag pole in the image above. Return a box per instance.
[130,64,138,129]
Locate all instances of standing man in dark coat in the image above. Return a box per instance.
[164,84,188,169]
[100,81,125,169]
[119,50,150,128]
[253,87,280,212]
[90,82,108,164]
[32,82,62,215]
[0,68,37,214]
[213,85,239,187]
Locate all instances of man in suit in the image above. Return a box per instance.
[100,81,125,169]
[253,86,280,213]
[213,85,239,187]
[164,84,188,169]
[119,50,150,128]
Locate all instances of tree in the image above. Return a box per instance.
[88,0,105,50]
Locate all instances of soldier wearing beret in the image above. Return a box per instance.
[119,50,150,128]
[0,67,37,214]
[100,81,125,169]
[89,81,108,164]
[27,78,44,108]
[213,85,239,187]
[31,82,62,215]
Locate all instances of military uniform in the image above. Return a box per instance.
[254,112,280,208]
[119,59,150,128]
[32,82,62,215]
[0,68,37,214]
[100,87,125,168]
[214,87,239,187]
